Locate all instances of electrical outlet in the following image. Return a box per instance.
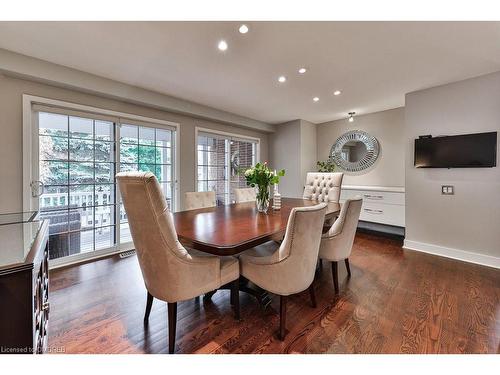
[441,185,454,195]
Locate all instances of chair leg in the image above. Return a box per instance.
[345,258,352,277]
[144,292,154,323]
[167,302,177,354]
[279,295,287,341]
[332,261,339,293]
[231,279,240,320]
[308,282,317,308]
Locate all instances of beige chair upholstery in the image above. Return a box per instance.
[234,187,256,203]
[116,172,239,353]
[184,191,216,210]
[302,172,344,203]
[319,197,362,293]
[240,203,327,340]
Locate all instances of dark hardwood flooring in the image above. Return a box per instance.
[48,232,500,354]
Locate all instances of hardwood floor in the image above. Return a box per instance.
[48,232,500,354]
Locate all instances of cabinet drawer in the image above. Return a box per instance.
[359,202,405,227]
[341,189,404,206]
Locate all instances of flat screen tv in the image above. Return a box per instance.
[414,132,497,168]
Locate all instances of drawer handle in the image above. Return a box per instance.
[364,208,383,214]
[363,194,384,200]
[42,302,50,314]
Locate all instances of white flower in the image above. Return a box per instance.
[244,168,253,176]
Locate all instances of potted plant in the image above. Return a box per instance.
[241,162,285,213]
[317,159,337,172]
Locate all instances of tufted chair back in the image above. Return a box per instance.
[184,191,216,210]
[234,187,256,203]
[302,172,344,203]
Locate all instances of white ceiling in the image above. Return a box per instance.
[0,21,499,124]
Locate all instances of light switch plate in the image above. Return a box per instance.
[441,185,454,195]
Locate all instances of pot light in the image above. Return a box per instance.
[278,76,286,83]
[239,24,249,34]
[298,67,307,74]
[313,97,320,102]
[218,40,228,51]
[334,90,342,96]
[348,112,355,122]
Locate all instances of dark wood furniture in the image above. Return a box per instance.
[173,198,341,255]
[173,198,341,324]
[331,258,352,293]
[0,220,49,354]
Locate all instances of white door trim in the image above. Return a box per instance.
[22,94,181,267]
[193,126,261,205]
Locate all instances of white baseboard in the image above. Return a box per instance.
[403,240,500,269]
[49,242,135,270]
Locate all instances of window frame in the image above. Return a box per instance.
[23,95,180,268]
[194,126,260,205]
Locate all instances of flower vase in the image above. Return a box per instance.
[255,185,270,213]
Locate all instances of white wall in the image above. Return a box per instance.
[317,107,405,187]
[269,119,319,198]
[269,120,302,197]
[404,71,500,265]
[300,120,318,188]
[0,74,269,212]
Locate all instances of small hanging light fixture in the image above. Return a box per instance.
[348,112,356,122]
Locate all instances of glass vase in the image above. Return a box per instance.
[255,185,270,213]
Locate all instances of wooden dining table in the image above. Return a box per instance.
[173,197,341,307]
[172,197,340,307]
[173,197,341,256]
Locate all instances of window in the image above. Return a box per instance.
[196,130,258,205]
[36,110,177,261]
[118,123,175,243]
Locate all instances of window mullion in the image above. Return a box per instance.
[92,119,96,252]
[115,122,122,247]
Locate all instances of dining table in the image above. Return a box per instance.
[173,197,341,256]
[172,197,341,308]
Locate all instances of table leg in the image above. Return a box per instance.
[203,277,272,310]
[239,277,272,310]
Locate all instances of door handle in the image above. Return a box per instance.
[31,180,45,197]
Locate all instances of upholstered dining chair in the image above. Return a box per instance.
[116,172,240,354]
[303,172,344,231]
[319,197,362,293]
[184,191,216,210]
[302,172,344,203]
[234,187,256,203]
[239,203,327,340]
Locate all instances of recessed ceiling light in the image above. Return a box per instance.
[298,67,307,74]
[333,90,342,96]
[278,76,286,83]
[239,24,249,34]
[313,97,320,102]
[218,40,228,51]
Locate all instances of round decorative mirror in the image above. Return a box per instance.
[330,130,380,172]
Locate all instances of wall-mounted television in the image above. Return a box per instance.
[414,132,497,168]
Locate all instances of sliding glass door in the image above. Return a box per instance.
[196,130,258,205]
[33,108,177,263]
[118,123,175,243]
